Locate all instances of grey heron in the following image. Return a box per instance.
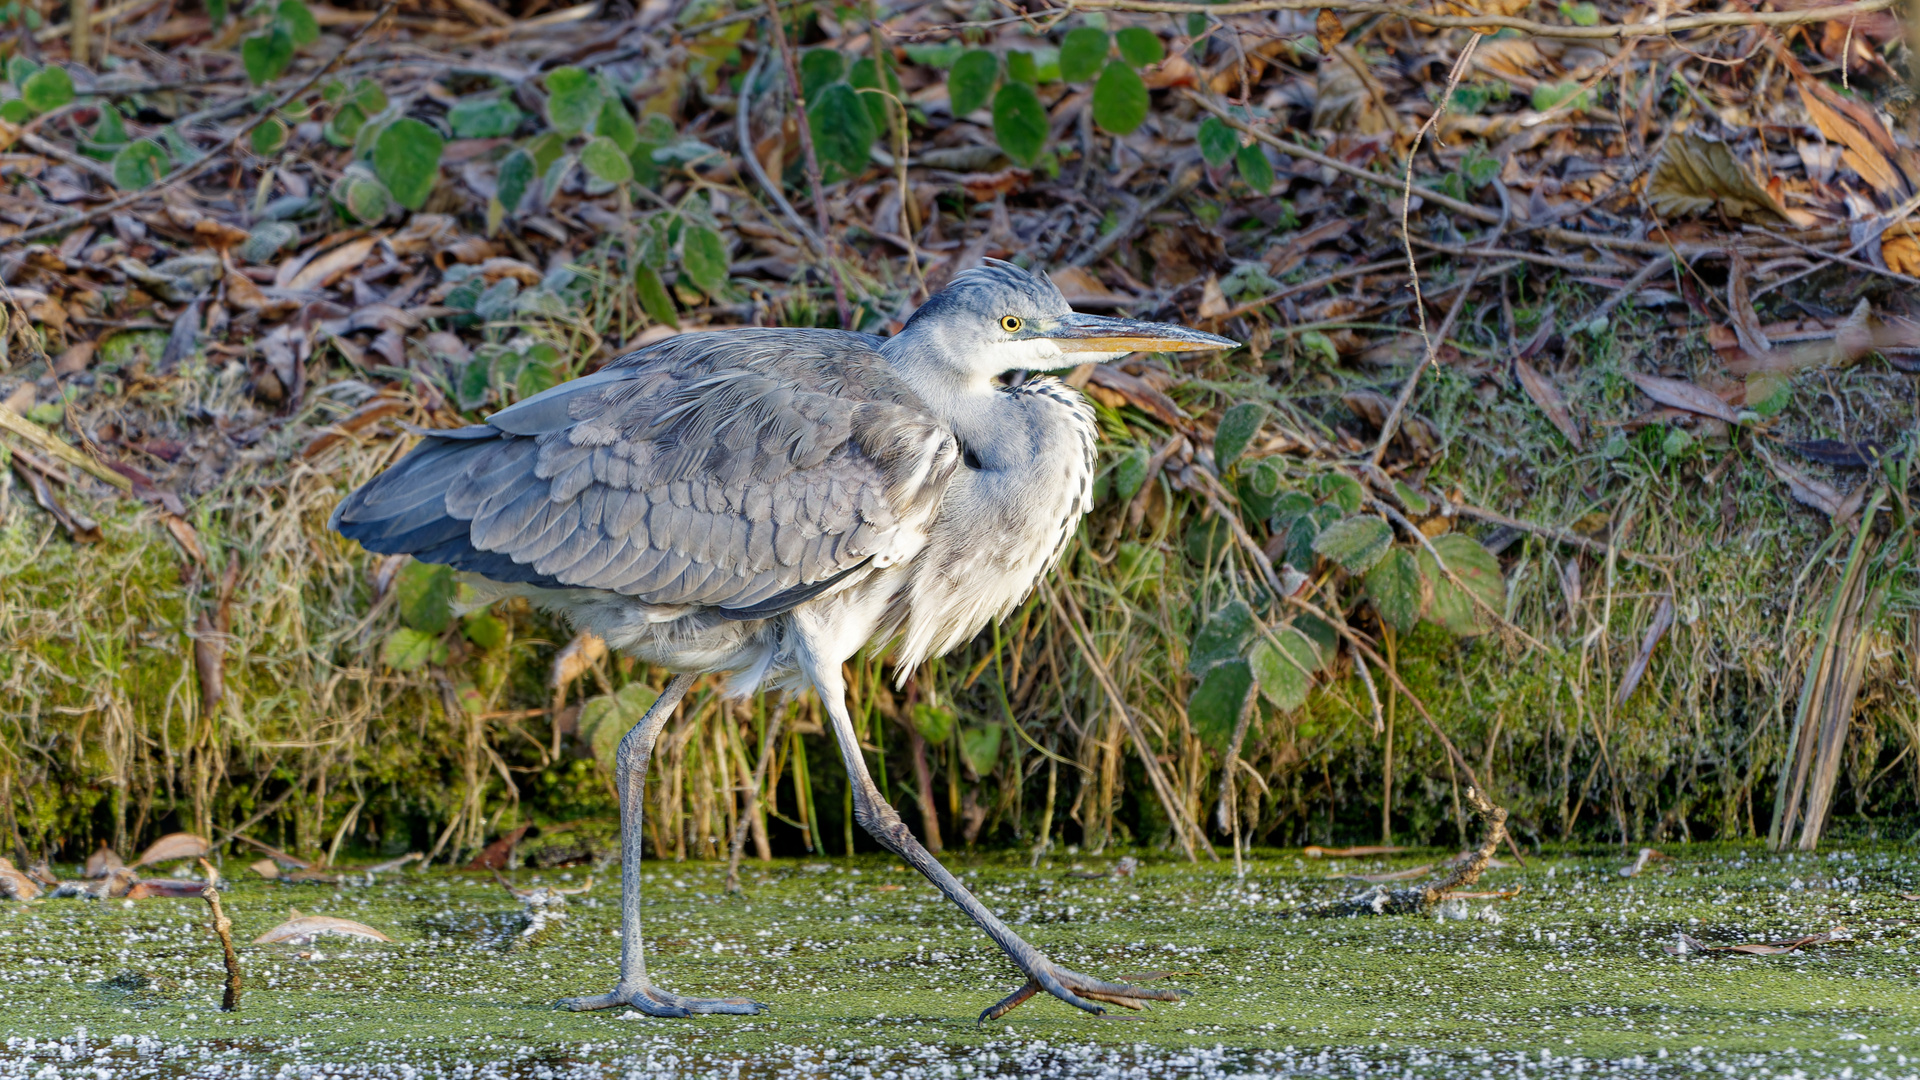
[331,260,1237,1021]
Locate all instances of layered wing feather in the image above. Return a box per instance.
[332,329,960,618]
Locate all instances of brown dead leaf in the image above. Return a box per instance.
[85,843,124,879]
[1088,365,1188,426]
[1622,371,1742,424]
[1304,844,1407,858]
[1615,596,1673,708]
[1048,266,1134,309]
[193,218,250,249]
[1648,135,1791,224]
[1344,864,1434,882]
[551,630,608,688]
[960,168,1032,201]
[1884,222,1920,276]
[301,395,410,459]
[1315,9,1346,52]
[164,514,206,568]
[1198,275,1228,320]
[52,340,93,376]
[1796,85,1910,199]
[254,910,393,944]
[287,236,379,292]
[1514,358,1580,448]
[125,879,211,899]
[134,832,211,866]
[1139,54,1197,90]
[250,858,281,880]
[1761,447,1865,523]
[474,257,543,286]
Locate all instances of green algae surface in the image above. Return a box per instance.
[2,844,1918,1077]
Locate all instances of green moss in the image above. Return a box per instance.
[1,845,1915,1073]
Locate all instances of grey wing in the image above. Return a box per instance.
[331,329,960,618]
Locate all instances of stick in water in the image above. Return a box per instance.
[198,858,243,1011]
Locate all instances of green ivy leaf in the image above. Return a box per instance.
[241,28,294,85]
[90,104,128,147]
[1188,658,1252,751]
[208,0,227,26]
[250,118,287,156]
[991,81,1047,166]
[848,56,902,130]
[462,610,507,650]
[595,98,639,151]
[580,135,634,184]
[1091,61,1148,135]
[448,94,523,139]
[370,117,443,211]
[495,148,534,213]
[0,100,27,124]
[1190,599,1255,674]
[275,0,318,44]
[1005,50,1038,86]
[1312,515,1393,574]
[1112,443,1150,500]
[1058,27,1109,83]
[903,42,964,68]
[381,627,446,671]
[948,49,999,117]
[325,102,366,147]
[1419,533,1504,636]
[1250,626,1317,710]
[1214,401,1267,469]
[1365,547,1425,634]
[1393,480,1432,517]
[1197,115,1237,167]
[959,724,1003,776]
[20,64,72,113]
[1531,80,1588,112]
[1317,471,1364,514]
[1236,143,1275,194]
[335,167,393,224]
[1186,514,1233,565]
[1558,0,1601,24]
[681,224,729,296]
[544,66,604,134]
[1114,27,1165,67]
[911,702,954,743]
[396,560,455,633]
[578,683,660,770]
[6,56,37,87]
[808,81,877,178]
[634,263,678,329]
[1249,456,1284,498]
[800,48,845,102]
[111,139,168,189]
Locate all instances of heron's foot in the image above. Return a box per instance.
[560,980,767,1017]
[979,962,1185,1022]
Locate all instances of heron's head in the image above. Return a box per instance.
[883,259,1237,386]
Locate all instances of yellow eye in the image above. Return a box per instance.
[1000,315,1023,333]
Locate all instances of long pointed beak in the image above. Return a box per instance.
[1044,312,1239,354]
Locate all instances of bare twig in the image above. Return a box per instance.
[198,859,243,1012]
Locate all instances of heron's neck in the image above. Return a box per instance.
[879,334,1004,440]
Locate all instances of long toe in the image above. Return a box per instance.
[558,987,690,1017]
[980,965,1187,1023]
[642,985,768,1015]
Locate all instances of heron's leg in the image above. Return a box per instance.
[559,672,766,1017]
[805,659,1183,1023]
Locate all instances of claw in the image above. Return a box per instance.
[979,965,1186,1022]
[559,983,766,1016]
